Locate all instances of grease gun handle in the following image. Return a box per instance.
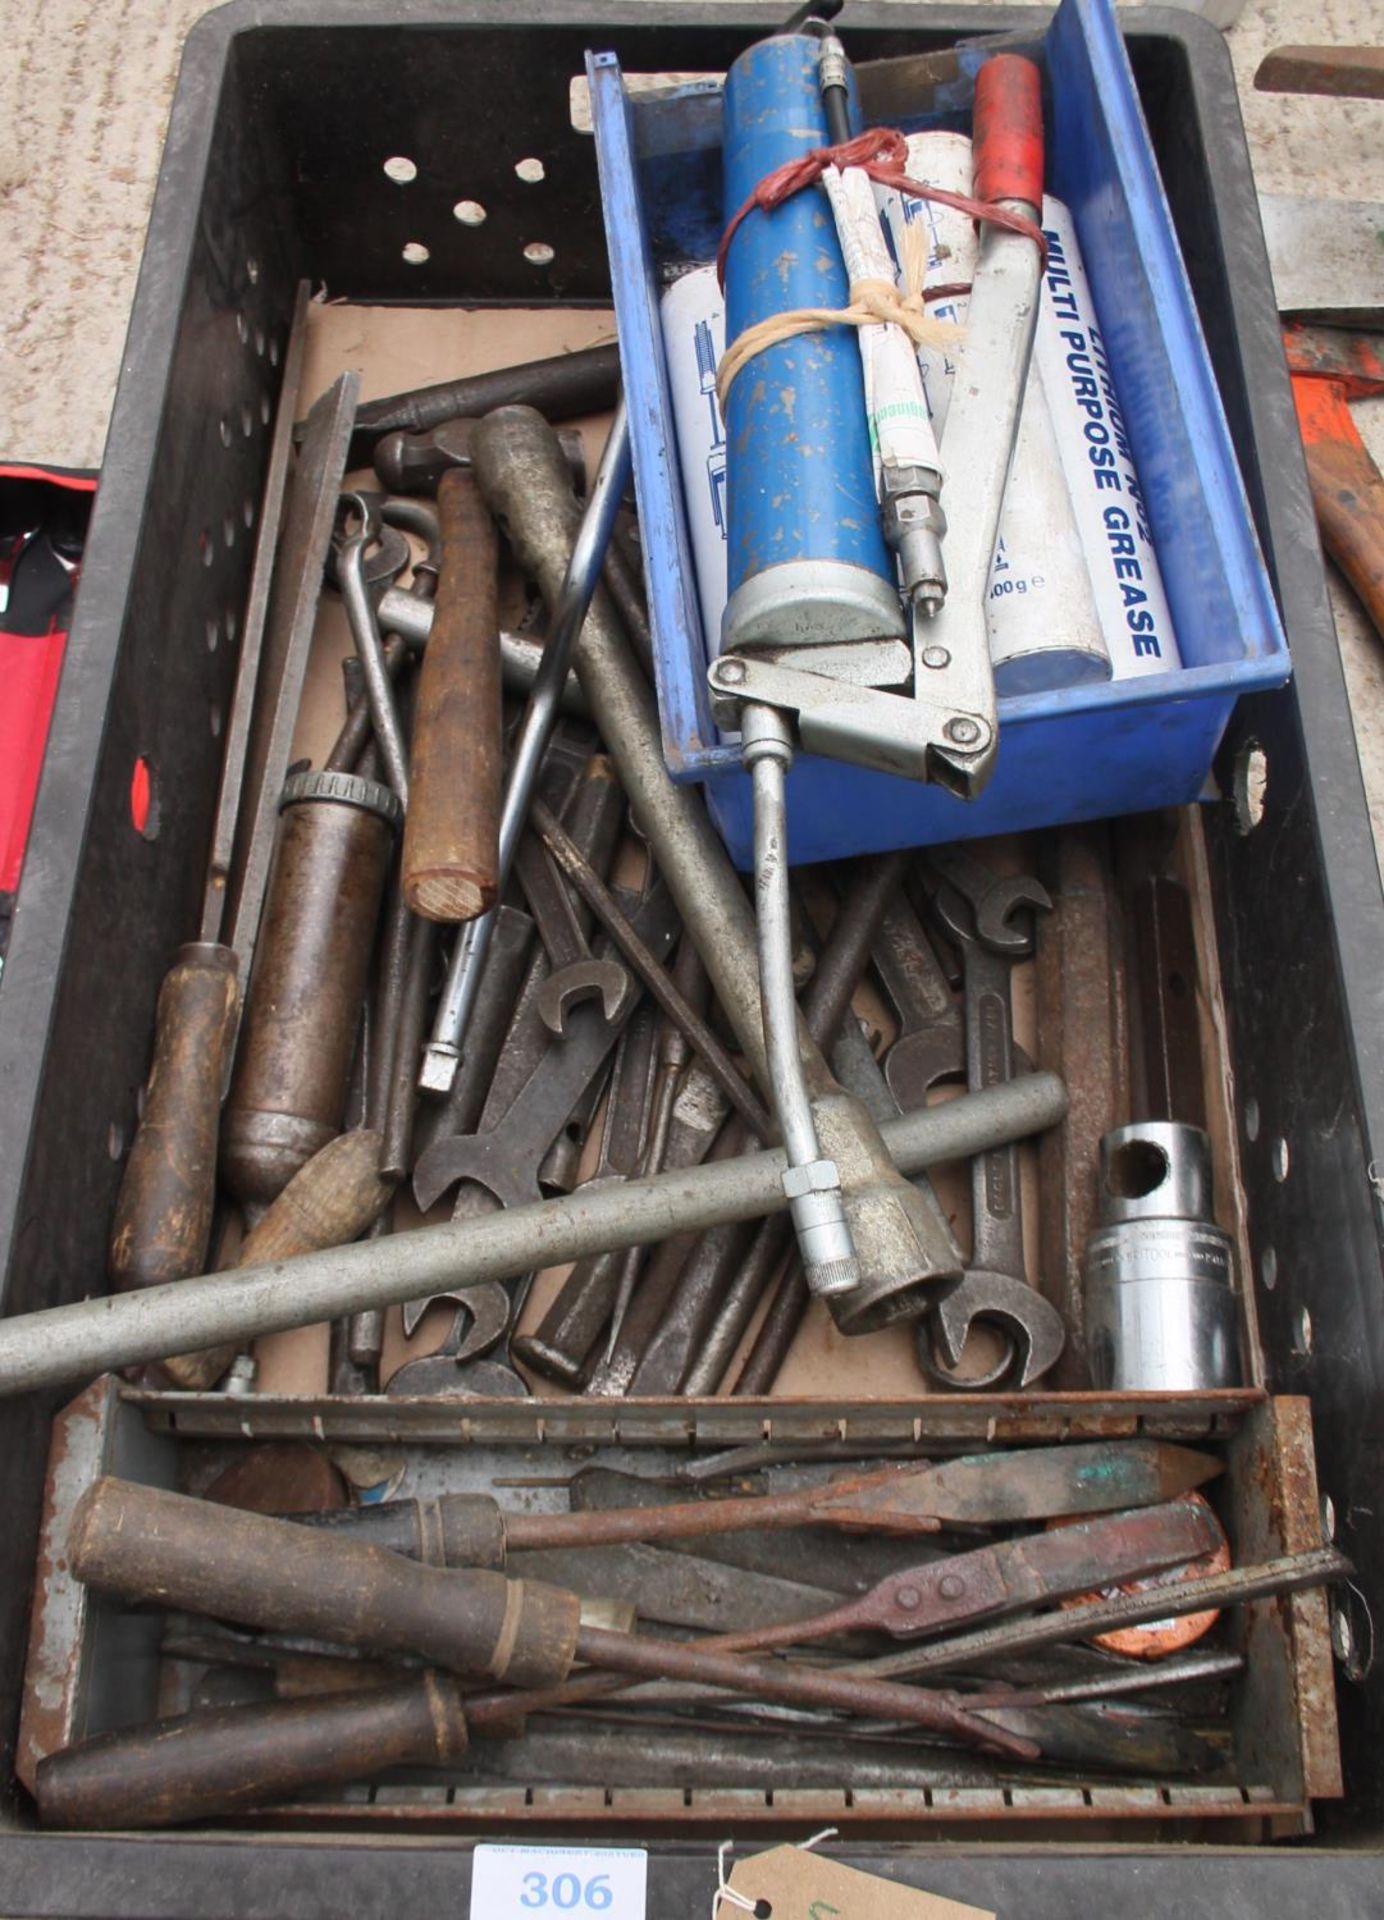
[973,54,1044,211]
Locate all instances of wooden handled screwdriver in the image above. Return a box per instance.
[401,467,503,920]
[35,1636,1002,1832]
[281,1441,1224,1565]
[63,1478,1027,1751]
[108,346,356,1292]
[38,1673,471,1830]
[160,1127,396,1391]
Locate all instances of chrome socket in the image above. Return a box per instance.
[1084,1122,1240,1392]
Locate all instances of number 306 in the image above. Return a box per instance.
[520,1871,613,1911]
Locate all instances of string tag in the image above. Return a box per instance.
[713,1842,995,1920]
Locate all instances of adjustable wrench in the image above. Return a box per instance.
[922,875,1065,1389]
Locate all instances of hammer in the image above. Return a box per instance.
[1258,195,1384,642]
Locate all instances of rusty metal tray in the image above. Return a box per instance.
[16,1378,1339,1844]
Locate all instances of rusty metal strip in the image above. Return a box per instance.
[122,1386,1266,1448]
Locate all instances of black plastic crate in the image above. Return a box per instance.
[1,4,1381,1910]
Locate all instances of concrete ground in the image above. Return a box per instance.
[2,0,1383,850]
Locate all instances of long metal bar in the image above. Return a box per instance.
[199,282,310,945]
[349,339,622,460]
[963,1647,1245,1710]
[419,399,629,1094]
[0,1075,1065,1396]
[560,1626,1032,1756]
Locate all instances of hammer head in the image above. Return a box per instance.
[1259,192,1384,332]
[1282,321,1384,397]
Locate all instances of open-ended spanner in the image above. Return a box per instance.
[411,882,679,1216]
[872,895,965,1109]
[511,1001,661,1385]
[532,803,770,1140]
[513,833,629,1035]
[397,746,599,1350]
[926,844,1050,958]
[518,944,707,1388]
[464,751,618,1146]
[923,874,1065,1389]
[385,1273,523,1396]
[399,1280,513,1371]
[387,1352,529,1397]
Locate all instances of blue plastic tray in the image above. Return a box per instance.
[587,0,1290,866]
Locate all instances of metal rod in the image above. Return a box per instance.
[559,1627,1033,1757]
[419,399,630,1094]
[744,704,856,1297]
[349,340,622,460]
[199,282,311,946]
[0,1076,1066,1395]
[325,638,408,775]
[963,1648,1245,1711]
[381,915,435,1181]
[376,591,589,719]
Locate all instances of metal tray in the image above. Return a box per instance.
[15,1378,1339,1843]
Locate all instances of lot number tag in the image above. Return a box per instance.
[470,1845,647,1919]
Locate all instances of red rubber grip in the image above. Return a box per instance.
[973,54,1044,209]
